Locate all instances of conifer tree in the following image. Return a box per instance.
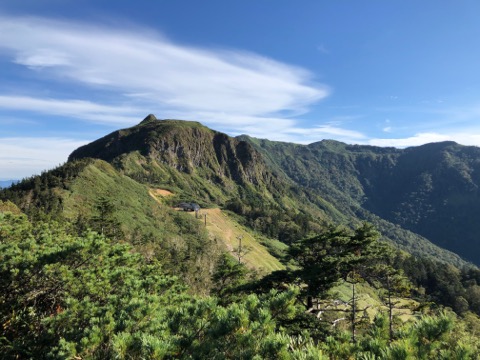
[90,196,122,239]
[211,252,249,304]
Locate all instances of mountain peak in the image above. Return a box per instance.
[139,114,158,125]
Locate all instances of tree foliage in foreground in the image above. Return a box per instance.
[0,211,316,359]
[287,223,380,305]
[0,211,184,358]
[1,208,480,359]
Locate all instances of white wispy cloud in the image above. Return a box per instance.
[0,137,89,179]
[0,95,142,125]
[3,13,479,180]
[286,124,366,144]
[0,14,328,124]
[0,14,334,178]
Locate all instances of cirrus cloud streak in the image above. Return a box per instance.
[0,14,328,120]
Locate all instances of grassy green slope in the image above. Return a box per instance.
[0,159,222,294]
[68,160,286,277]
[1,156,284,288]
[69,118,340,245]
[197,207,284,273]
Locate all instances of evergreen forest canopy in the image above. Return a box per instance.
[2,115,480,359]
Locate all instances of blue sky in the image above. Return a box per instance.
[1,0,480,179]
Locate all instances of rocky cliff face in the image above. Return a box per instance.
[69,115,284,195]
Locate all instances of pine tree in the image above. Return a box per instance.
[90,196,122,240]
[211,252,248,304]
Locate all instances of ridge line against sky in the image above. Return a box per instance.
[1,1,480,179]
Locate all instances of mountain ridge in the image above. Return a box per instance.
[1,115,476,267]
[63,116,474,267]
[239,133,480,265]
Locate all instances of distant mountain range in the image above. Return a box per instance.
[3,115,480,267]
[239,137,480,266]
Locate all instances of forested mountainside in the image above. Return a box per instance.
[3,115,480,358]
[0,158,221,294]
[241,136,480,265]
[2,114,477,271]
[65,115,465,266]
